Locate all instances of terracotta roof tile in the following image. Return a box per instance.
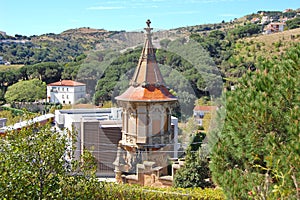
[193,105,217,111]
[115,85,177,102]
[115,20,177,103]
[47,80,85,86]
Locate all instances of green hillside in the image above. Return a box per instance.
[0,9,300,107]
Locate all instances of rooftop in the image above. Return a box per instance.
[47,80,85,86]
[116,20,177,103]
[194,105,217,112]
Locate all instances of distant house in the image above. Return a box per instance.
[261,16,270,24]
[47,80,86,104]
[251,17,260,24]
[280,17,288,23]
[193,105,217,126]
[283,8,293,13]
[0,31,6,36]
[0,118,7,128]
[264,22,285,34]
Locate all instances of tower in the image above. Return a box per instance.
[114,20,177,179]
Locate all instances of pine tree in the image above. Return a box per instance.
[174,133,213,188]
[209,44,300,199]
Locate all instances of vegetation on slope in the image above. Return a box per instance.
[209,44,300,199]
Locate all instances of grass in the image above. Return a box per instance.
[0,64,24,71]
[231,28,300,64]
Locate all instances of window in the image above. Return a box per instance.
[62,88,64,91]
[66,88,68,91]
[62,95,64,99]
[66,95,69,99]
[197,119,203,126]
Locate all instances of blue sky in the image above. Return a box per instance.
[0,0,299,36]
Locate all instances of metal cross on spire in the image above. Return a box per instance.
[146,19,151,28]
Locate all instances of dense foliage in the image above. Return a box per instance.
[286,16,300,29]
[0,122,224,199]
[5,79,46,102]
[0,123,98,199]
[84,183,225,200]
[0,29,109,65]
[19,62,63,84]
[209,44,300,199]
[174,132,213,189]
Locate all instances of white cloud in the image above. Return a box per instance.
[87,6,125,10]
[219,13,239,17]
[187,0,235,3]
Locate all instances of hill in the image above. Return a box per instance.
[0,8,300,106]
[223,28,300,79]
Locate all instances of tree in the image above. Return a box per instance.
[286,16,300,29]
[209,44,300,199]
[174,133,213,188]
[5,79,46,102]
[0,123,99,199]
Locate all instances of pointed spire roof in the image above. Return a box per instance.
[115,20,177,102]
[130,19,165,87]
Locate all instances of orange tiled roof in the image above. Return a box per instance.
[116,85,176,102]
[115,20,177,103]
[194,105,217,112]
[47,80,85,86]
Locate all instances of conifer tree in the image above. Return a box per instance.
[209,44,300,199]
[174,132,213,188]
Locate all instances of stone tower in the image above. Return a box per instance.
[114,20,177,179]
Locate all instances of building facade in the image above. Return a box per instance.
[55,108,122,176]
[264,22,286,34]
[47,80,86,104]
[193,105,217,126]
[54,106,178,177]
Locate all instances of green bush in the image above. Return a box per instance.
[66,183,225,200]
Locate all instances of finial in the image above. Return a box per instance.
[146,19,151,28]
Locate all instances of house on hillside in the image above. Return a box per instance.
[0,31,6,36]
[261,16,270,24]
[47,80,86,104]
[193,105,217,126]
[283,9,293,13]
[263,22,285,34]
[279,17,288,23]
[251,17,260,24]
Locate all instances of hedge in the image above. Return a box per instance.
[60,178,225,200]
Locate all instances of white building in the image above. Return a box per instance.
[47,80,86,104]
[264,22,286,34]
[0,31,6,36]
[261,16,270,24]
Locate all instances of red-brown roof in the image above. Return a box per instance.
[47,80,85,86]
[115,20,177,103]
[115,85,177,102]
[193,105,217,112]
